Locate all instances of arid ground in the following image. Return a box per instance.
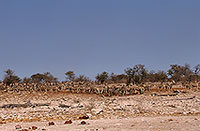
[0,88,200,131]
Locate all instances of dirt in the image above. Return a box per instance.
[0,89,200,131]
[1,115,200,131]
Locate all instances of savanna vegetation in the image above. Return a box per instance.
[1,64,200,85]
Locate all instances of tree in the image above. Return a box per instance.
[31,73,45,83]
[167,64,193,82]
[148,70,168,83]
[124,68,135,85]
[3,69,21,85]
[95,71,108,84]
[108,73,127,83]
[43,72,58,82]
[75,75,90,82]
[65,71,75,81]
[183,64,193,81]
[125,64,148,85]
[133,64,148,84]
[189,64,200,82]
[147,70,156,82]
[23,77,32,83]
[31,72,57,83]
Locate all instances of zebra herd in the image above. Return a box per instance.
[0,81,199,96]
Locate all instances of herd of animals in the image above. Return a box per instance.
[0,81,199,96]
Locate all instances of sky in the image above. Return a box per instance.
[0,0,200,81]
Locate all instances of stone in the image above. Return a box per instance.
[15,125,22,129]
[49,121,55,126]
[168,119,173,122]
[20,129,29,131]
[92,109,103,115]
[79,115,89,119]
[58,104,71,108]
[81,121,86,125]
[32,126,38,130]
[64,120,72,124]
[0,121,6,124]
[173,90,180,94]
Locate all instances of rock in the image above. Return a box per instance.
[64,120,72,124]
[151,93,157,96]
[20,129,29,131]
[91,109,103,115]
[183,112,187,115]
[73,103,84,108]
[81,121,86,125]
[49,122,55,126]
[0,121,6,124]
[86,113,92,118]
[113,106,124,111]
[15,125,22,129]
[73,103,79,107]
[173,90,180,94]
[79,115,89,119]
[32,126,38,130]
[168,119,173,121]
[58,104,71,108]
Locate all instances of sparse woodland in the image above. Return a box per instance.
[0,64,199,96]
[1,64,200,85]
[0,64,200,130]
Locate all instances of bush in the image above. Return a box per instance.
[65,71,75,81]
[3,69,21,85]
[95,71,108,84]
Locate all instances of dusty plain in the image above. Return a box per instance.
[0,88,200,131]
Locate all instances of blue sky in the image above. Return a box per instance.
[0,0,200,81]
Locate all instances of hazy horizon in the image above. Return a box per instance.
[0,0,200,81]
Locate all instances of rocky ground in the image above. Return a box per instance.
[1,115,200,131]
[0,89,200,130]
